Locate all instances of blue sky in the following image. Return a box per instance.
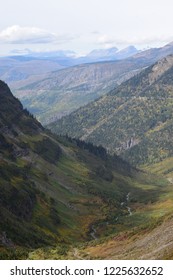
[0,0,173,55]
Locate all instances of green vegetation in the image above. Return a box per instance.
[1,80,172,260]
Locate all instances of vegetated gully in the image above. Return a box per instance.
[90,193,132,240]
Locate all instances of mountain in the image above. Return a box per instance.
[1,80,173,260]
[48,54,173,167]
[15,60,143,124]
[86,47,119,61]
[0,49,84,91]
[11,42,173,125]
[0,56,69,89]
[26,50,77,58]
[0,46,137,86]
[86,46,139,62]
[115,45,140,60]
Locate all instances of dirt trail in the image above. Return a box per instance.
[72,248,84,260]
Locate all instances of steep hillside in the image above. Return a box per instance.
[49,54,173,166]
[13,42,173,124]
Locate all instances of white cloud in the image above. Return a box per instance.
[97,35,115,48]
[97,35,114,45]
[114,35,173,46]
[0,25,58,44]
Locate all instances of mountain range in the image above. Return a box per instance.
[84,45,139,62]
[10,42,173,124]
[0,45,139,85]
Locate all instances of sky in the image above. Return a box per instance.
[0,0,173,56]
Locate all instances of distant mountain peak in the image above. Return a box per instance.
[87,47,118,58]
[86,45,139,61]
[115,45,139,59]
[10,49,77,58]
[163,41,173,48]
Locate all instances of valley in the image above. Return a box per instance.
[0,82,165,259]
[0,80,172,260]
[2,0,173,264]
[1,42,173,260]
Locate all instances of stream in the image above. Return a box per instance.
[90,192,132,240]
[126,192,132,216]
[90,225,98,240]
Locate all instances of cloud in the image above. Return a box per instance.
[0,25,73,44]
[10,48,33,54]
[97,34,117,49]
[97,34,173,45]
[97,35,114,45]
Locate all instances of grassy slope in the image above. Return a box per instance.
[3,128,168,260]
[29,165,173,259]
[70,158,173,260]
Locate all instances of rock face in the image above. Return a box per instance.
[126,137,139,150]
[0,232,14,247]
